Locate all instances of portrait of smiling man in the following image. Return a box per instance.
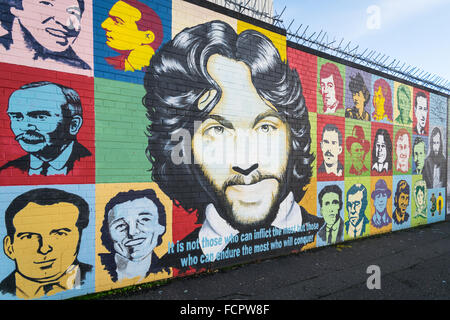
[0,0,91,70]
[0,188,92,299]
[99,189,168,282]
[143,20,323,270]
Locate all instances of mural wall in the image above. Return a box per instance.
[0,0,448,299]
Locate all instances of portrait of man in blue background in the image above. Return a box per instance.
[94,0,171,84]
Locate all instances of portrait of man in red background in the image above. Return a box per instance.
[317,115,345,180]
[0,63,95,186]
[319,62,344,114]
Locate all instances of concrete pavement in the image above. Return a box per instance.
[96,219,450,300]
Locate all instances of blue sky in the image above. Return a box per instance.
[273,0,450,87]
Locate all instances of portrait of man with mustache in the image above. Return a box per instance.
[0,81,91,176]
[143,20,324,270]
[0,0,90,70]
[318,123,344,177]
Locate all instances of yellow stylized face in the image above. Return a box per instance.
[4,202,80,282]
[374,86,385,114]
[101,1,154,51]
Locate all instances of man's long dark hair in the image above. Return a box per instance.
[143,20,313,223]
[371,128,392,170]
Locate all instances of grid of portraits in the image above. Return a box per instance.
[0,0,448,300]
[288,50,448,247]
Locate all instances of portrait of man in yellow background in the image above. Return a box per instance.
[95,183,172,291]
[101,0,163,72]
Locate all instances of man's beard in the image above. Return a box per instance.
[203,169,288,233]
[431,147,443,164]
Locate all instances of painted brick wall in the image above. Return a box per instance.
[0,0,448,300]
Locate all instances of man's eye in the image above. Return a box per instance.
[205,125,225,137]
[258,124,276,133]
[9,114,23,121]
[138,217,152,225]
[39,1,53,6]
[114,223,127,232]
[19,234,35,240]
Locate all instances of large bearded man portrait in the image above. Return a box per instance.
[143,20,323,270]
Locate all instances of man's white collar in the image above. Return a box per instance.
[198,192,302,261]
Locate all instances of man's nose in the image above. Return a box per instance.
[101,18,112,31]
[38,237,53,255]
[18,118,37,131]
[127,221,140,237]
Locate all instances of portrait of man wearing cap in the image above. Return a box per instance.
[393,179,410,226]
[346,125,370,176]
[371,179,392,229]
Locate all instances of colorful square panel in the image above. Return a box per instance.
[237,20,286,62]
[0,63,95,186]
[172,0,237,37]
[393,82,413,127]
[412,88,430,136]
[0,0,94,76]
[93,0,172,84]
[317,114,345,181]
[392,175,412,231]
[286,47,318,113]
[317,58,346,117]
[344,176,371,241]
[345,118,371,177]
[344,66,372,122]
[370,76,394,124]
[371,122,394,176]
[393,125,412,175]
[411,175,428,227]
[95,182,172,293]
[0,184,96,300]
[316,180,345,247]
[95,77,150,183]
[369,176,393,235]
